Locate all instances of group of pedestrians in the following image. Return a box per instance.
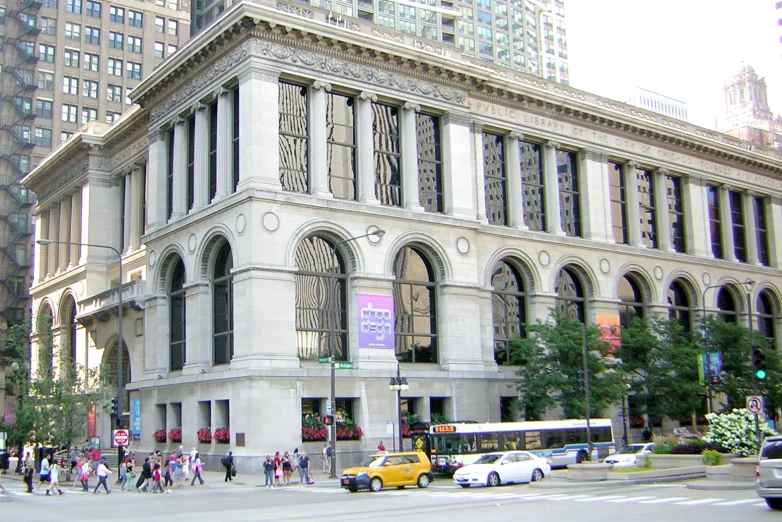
[263,448,311,488]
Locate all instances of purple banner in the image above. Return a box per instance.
[358,294,394,348]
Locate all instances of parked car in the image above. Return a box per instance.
[757,435,782,510]
[603,443,655,469]
[340,451,433,492]
[452,451,550,488]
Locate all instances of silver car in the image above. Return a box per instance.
[757,435,782,510]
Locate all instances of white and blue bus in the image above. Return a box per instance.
[410,419,615,473]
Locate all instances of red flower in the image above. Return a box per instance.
[197,428,212,443]
[214,427,231,443]
[168,427,182,443]
[153,429,166,443]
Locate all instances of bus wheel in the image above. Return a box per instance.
[487,472,501,487]
[576,451,588,464]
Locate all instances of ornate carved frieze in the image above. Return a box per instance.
[36,160,88,202]
[513,75,549,91]
[275,1,314,19]
[414,40,451,58]
[370,29,404,44]
[237,65,280,84]
[552,85,586,101]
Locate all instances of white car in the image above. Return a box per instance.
[452,451,551,488]
[603,443,655,468]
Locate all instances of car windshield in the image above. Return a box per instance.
[358,456,386,468]
[617,446,645,455]
[473,454,502,464]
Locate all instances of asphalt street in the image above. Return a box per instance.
[0,470,774,522]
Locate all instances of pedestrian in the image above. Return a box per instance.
[48,460,64,495]
[123,456,136,491]
[190,452,204,486]
[263,455,274,488]
[136,457,152,492]
[299,451,311,484]
[322,443,329,473]
[282,451,292,485]
[93,459,112,494]
[325,442,333,475]
[38,453,51,494]
[222,451,234,482]
[292,448,303,484]
[69,447,79,473]
[151,463,164,493]
[23,452,35,493]
[378,440,386,452]
[78,459,90,492]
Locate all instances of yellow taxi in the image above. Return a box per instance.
[340,451,433,492]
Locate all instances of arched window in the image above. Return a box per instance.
[295,236,347,361]
[756,290,776,342]
[555,267,585,323]
[618,274,645,327]
[38,304,54,374]
[212,242,234,365]
[717,288,737,324]
[106,340,130,388]
[491,260,526,365]
[393,246,437,363]
[667,280,692,332]
[169,258,186,371]
[63,298,78,371]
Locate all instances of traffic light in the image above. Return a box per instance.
[323,415,334,426]
[110,396,119,418]
[752,348,767,380]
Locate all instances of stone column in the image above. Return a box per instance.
[543,141,563,235]
[743,191,759,265]
[192,103,209,211]
[237,64,282,192]
[473,123,488,224]
[682,175,711,258]
[130,166,142,251]
[183,282,210,374]
[123,173,132,253]
[400,102,423,211]
[146,129,168,230]
[213,87,233,202]
[357,91,378,204]
[654,169,672,252]
[580,150,612,242]
[47,204,59,276]
[58,196,71,270]
[309,81,331,198]
[719,185,736,262]
[767,197,782,269]
[623,162,641,247]
[70,189,82,264]
[505,132,526,229]
[172,118,188,219]
[37,212,49,281]
[441,113,474,220]
[143,295,169,377]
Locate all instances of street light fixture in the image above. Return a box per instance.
[328,228,385,479]
[37,239,124,461]
[388,362,409,452]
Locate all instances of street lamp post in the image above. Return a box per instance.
[327,229,385,479]
[745,281,762,451]
[581,323,593,460]
[388,363,409,452]
[37,239,123,463]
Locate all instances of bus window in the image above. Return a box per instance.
[502,431,521,450]
[525,431,541,450]
[543,430,564,448]
[479,433,498,451]
[433,435,459,455]
[460,435,477,453]
[564,429,583,444]
[594,427,613,442]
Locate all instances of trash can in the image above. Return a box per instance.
[0,450,9,474]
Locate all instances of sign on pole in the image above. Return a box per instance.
[112,429,129,447]
[747,395,763,415]
[386,421,394,437]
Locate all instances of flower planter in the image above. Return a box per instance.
[567,463,612,481]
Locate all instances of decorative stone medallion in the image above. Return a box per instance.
[599,259,610,274]
[538,250,550,266]
[702,272,711,286]
[188,234,197,253]
[456,237,470,255]
[148,250,156,268]
[236,214,246,234]
[654,266,664,281]
[262,212,280,233]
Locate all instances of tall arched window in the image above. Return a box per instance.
[106,340,130,388]
[169,258,186,371]
[717,288,737,324]
[212,242,234,365]
[295,236,347,361]
[667,280,692,332]
[38,304,54,374]
[756,290,776,342]
[555,266,585,323]
[394,246,437,363]
[618,274,645,327]
[491,260,526,365]
[62,298,78,371]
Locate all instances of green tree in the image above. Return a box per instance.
[616,316,701,433]
[510,311,623,420]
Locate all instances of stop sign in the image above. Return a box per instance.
[113,429,129,447]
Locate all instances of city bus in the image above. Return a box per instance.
[410,419,615,473]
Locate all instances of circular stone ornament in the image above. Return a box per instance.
[188,234,197,253]
[599,259,610,274]
[262,212,280,233]
[654,266,664,281]
[235,214,246,234]
[538,250,550,266]
[456,237,470,255]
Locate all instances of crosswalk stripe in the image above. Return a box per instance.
[638,497,689,504]
[713,499,764,506]
[537,494,569,500]
[607,496,656,503]
[575,495,626,502]
[674,498,724,505]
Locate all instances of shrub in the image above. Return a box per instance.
[650,435,677,454]
[702,450,723,466]
[703,408,777,456]
[669,442,729,455]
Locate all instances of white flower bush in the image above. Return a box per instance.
[703,408,777,456]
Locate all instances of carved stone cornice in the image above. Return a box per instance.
[238,64,280,84]
[35,159,88,202]
[442,112,471,127]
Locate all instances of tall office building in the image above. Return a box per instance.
[191,0,569,83]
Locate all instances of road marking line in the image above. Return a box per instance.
[537,494,569,500]
[638,497,689,504]
[575,495,625,502]
[674,498,724,505]
[713,499,764,506]
[607,496,657,503]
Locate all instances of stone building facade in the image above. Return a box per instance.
[22,3,782,462]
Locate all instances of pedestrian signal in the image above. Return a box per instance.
[323,415,334,426]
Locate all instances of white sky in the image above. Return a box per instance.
[566,0,781,128]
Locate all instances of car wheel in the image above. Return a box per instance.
[459,484,470,488]
[348,487,358,493]
[531,468,544,482]
[369,477,383,492]
[766,498,782,510]
[397,486,405,490]
[487,472,501,487]
[417,474,430,489]
[576,451,588,464]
